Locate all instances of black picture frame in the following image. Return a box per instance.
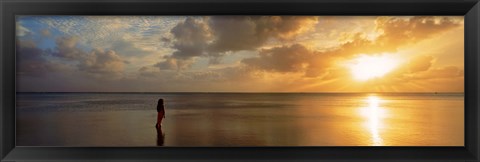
[1,0,479,161]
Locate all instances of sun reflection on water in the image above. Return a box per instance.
[360,95,387,146]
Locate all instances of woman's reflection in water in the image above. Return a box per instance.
[156,125,165,146]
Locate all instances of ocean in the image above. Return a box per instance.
[16,92,464,146]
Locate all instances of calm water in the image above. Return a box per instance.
[16,93,464,146]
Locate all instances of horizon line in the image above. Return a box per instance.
[16,91,465,94]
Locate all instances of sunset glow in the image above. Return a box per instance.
[15,16,464,92]
[348,54,400,81]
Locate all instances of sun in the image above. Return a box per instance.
[348,54,399,81]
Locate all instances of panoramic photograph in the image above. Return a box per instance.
[16,16,464,146]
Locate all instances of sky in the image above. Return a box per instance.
[16,16,464,92]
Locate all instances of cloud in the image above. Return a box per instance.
[16,16,464,92]
[169,17,211,59]
[356,54,463,92]
[240,16,462,79]
[138,66,160,77]
[154,56,195,71]
[208,16,318,53]
[40,29,52,37]
[240,43,340,80]
[52,36,84,59]
[207,16,260,53]
[36,16,181,55]
[17,41,51,76]
[175,71,224,81]
[155,16,319,70]
[407,55,435,73]
[374,16,460,51]
[242,44,314,73]
[110,39,155,57]
[47,35,128,76]
[154,17,211,70]
[77,49,126,75]
[408,66,463,80]
[39,16,129,46]
[16,22,32,37]
[16,40,58,77]
[325,16,461,59]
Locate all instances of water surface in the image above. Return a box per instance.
[16,93,464,146]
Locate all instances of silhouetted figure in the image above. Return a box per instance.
[156,98,166,129]
[156,125,165,146]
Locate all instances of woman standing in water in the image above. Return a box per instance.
[156,98,166,128]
